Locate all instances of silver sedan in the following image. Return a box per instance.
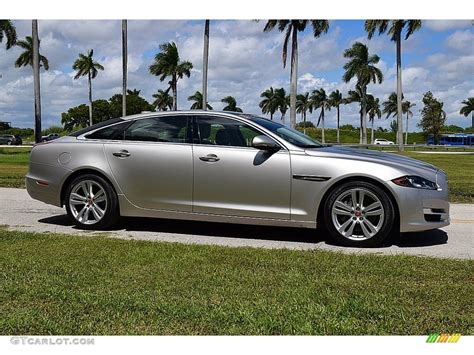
[26,111,449,247]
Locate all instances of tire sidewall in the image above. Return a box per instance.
[65,174,119,230]
[323,181,395,247]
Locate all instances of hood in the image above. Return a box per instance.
[304,146,439,175]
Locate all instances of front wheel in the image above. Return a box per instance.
[323,181,395,247]
[65,174,120,230]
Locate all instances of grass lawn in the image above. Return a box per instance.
[0,147,29,188]
[1,146,472,202]
[0,229,472,335]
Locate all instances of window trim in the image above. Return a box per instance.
[80,115,193,144]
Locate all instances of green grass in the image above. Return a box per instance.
[0,229,472,335]
[0,146,472,201]
[0,147,30,188]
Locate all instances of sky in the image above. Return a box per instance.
[0,19,473,130]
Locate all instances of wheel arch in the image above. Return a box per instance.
[316,175,400,231]
[60,168,119,207]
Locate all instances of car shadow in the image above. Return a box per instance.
[38,215,448,248]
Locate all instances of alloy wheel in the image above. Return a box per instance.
[69,180,108,225]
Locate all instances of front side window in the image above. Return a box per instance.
[239,114,322,148]
[123,116,190,143]
[195,116,263,147]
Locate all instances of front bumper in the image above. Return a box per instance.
[391,170,450,233]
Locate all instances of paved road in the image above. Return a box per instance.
[0,187,472,259]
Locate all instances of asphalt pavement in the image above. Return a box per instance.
[0,187,472,259]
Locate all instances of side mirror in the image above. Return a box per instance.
[251,135,280,151]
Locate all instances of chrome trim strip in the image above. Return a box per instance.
[293,174,331,182]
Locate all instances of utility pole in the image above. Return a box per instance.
[202,20,209,110]
[32,20,42,143]
[122,19,128,117]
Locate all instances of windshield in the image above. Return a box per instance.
[242,114,322,148]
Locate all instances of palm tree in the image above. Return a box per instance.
[149,42,193,111]
[263,20,329,128]
[72,49,104,126]
[296,92,312,133]
[402,100,415,144]
[188,91,212,110]
[382,92,399,119]
[0,20,17,50]
[202,20,210,111]
[122,20,128,117]
[152,89,173,111]
[344,85,363,142]
[365,20,422,151]
[275,88,289,121]
[221,96,242,112]
[259,87,279,120]
[14,36,49,70]
[366,95,381,144]
[342,42,383,144]
[15,29,49,143]
[329,90,343,143]
[311,88,331,143]
[460,98,474,129]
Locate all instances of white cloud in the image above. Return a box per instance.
[445,30,474,53]
[425,20,472,32]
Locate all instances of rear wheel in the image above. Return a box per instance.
[65,174,120,230]
[323,181,395,247]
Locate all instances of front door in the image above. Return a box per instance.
[103,115,193,211]
[192,115,291,219]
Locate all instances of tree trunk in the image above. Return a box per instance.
[361,88,367,144]
[321,108,325,144]
[172,76,177,110]
[122,19,127,117]
[371,118,374,144]
[32,20,42,143]
[336,106,340,143]
[270,112,273,121]
[289,26,298,128]
[396,29,404,151]
[202,20,210,111]
[359,110,363,143]
[405,113,409,145]
[88,71,93,126]
[303,111,306,134]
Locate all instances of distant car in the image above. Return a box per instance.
[0,134,22,145]
[374,138,394,145]
[41,133,60,142]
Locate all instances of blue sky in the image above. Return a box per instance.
[0,20,472,130]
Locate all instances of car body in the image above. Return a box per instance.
[41,133,60,142]
[26,111,450,246]
[374,138,394,145]
[0,134,22,145]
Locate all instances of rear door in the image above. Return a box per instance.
[102,115,193,211]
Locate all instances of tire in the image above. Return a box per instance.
[323,181,395,247]
[7,141,12,145]
[65,174,120,230]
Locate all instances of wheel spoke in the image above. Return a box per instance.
[70,193,86,205]
[358,190,365,209]
[365,201,382,212]
[351,190,358,209]
[360,219,378,238]
[76,206,87,222]
[91,204,105,220]
[344,220,357,237]
[334,201,352,216]
[338,218,353,235]
[365,208,383,216]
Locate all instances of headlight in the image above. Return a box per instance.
[392,175,438,190]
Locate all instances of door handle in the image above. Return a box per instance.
[113,150,131,158]
[199,154,220,162]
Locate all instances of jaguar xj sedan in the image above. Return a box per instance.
[26,111,449,247]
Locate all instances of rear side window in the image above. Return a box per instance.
[85,121,131,140]
[123,116,190,143]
